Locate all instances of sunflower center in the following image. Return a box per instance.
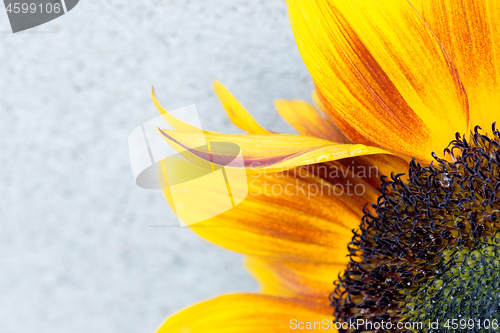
[405,240,500,326]
[332,126,500,332]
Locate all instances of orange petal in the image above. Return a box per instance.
[274,99,346,142]
[333,154,410,189]
[246,256,343,306]
[313,89,378,147]
[421,1,500,132]
[158,129,393,173]
[156,293,333,333]
[286,0,469,162]
[162,160,378,263]
[214,81,270,134]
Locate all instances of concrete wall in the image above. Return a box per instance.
[0,1,313,332]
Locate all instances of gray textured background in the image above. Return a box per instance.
[0,1,313,332]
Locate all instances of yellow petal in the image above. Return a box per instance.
[156,293,333,333]
[421,0,500,132]
[274,99,347,142]
[152,88,212,134]
[214,81,270,134]
[287,0,469,162]
[246,256,343,306]
[162,160,379,263]
[158,129,393,173]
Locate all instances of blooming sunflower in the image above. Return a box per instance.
[155,0,500,332]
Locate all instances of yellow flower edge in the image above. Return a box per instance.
[155,0,500,331]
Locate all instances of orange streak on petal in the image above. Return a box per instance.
[422,0,500,132]
[161,163,375,263]
[313,88,381,147]
[274,99,347,142]
[246,256,345,307]
[287,0,469,161]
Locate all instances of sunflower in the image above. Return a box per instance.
[154,0,500,332]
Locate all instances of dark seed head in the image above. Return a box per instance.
[332,126,500,332]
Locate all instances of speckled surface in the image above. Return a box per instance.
[0,1,313,332]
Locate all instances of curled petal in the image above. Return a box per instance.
[158,129,393,173]
[152,88,212,134]
[214,81,270,134]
